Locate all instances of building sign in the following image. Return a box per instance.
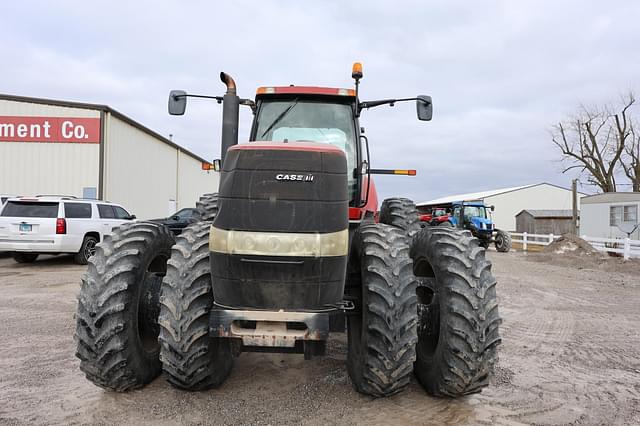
[0,116,101,143]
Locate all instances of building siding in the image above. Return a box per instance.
[486,184,577,231]
[103,114,218,219]
[0,99,100,197]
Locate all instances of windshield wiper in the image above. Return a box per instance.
[261,99,299,138]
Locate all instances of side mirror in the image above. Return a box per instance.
[168,90,187,115]
[127,215,137,220]
[212,159,221,171]
[171,215,180,221]
[416,95,433,121]
[490,205,495,212]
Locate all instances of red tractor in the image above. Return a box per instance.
[75,64,501,398]
[419,206,452,226]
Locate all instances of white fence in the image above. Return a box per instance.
[510,232,640,260]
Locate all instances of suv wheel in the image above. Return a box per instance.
[74,235,99,265]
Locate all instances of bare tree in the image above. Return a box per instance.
[620,119,640,191]
[552,94,635,193]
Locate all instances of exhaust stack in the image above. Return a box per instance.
[220,72,239,165]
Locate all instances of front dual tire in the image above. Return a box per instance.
[376,197,502,398]
[75,218,233,392]
[158,222,233,390]
[75,222,174,391]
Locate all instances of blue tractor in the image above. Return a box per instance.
[444,201,511,252]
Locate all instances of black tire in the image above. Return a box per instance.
[410,227,501,397]
[438,221,453,227]
[158,222,233,390]
[379,197,421,236]
[74,222,174,391]
[74,235,99,265]
[13,252,38,263]
[347,223,417,397]
[194,193,219,222]
[494,230,512,253]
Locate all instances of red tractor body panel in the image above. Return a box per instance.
[256,86,356,97]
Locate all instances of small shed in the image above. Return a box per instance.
[516,210,574,235]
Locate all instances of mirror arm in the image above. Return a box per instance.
[358,97,423,112]
[173,93,224,103]
[172,93,255,112]
[240,98,257,114]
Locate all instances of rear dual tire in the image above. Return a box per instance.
[379,198,421,237]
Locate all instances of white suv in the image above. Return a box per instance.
[0,196,136,264]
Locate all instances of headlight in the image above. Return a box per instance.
[209,226,348,257]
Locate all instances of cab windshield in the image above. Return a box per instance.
[463,206,487,219]
[253,99,357,199]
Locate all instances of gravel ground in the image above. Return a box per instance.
[0,250,639,425]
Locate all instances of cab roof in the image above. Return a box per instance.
[256,86,356,98]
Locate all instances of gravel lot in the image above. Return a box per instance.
[0,250,639,425]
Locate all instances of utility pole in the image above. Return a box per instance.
[572,179,578,235]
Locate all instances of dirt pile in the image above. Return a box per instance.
[543,234,599,256]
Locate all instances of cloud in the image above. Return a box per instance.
[2,0,639,201]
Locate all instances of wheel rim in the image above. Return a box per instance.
[84,239,97,260]
[496,234,503,249]
[138,254,168,354]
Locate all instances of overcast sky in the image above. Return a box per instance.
[2,1,639,202]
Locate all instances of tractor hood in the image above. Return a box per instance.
[471,216,492,230]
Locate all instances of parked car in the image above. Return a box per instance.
[0,196,136,264]
[149,208,197,235]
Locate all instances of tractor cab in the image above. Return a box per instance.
[450,202,494,234]
[250,86,360,203]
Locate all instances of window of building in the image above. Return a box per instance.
[610,204,638,226]
[623,205,637,222]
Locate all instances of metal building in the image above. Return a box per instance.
[418,183,583,231]
[0,94,219,219]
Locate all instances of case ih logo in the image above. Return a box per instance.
[0,116,100,143]
[275,173,314,182]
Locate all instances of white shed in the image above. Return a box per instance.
[0,94,219,219]
[417,183,582,231]
[579,193,640,240]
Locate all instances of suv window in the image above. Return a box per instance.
[113,206,131,219]
[65,203,92,219]
[98,204,116,219]
[1,201,59,218]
